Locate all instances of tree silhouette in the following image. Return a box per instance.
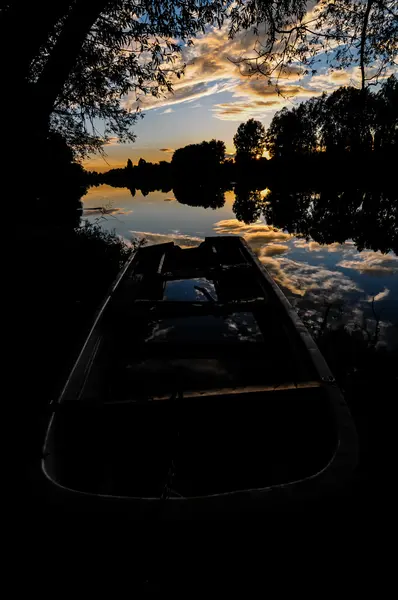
[28,132,89,226]
[1,1,230,157]
[265,98,321,159]
[126,159,133,170]
[172,140,226,177]
[265,77,398,159]
[320,87,374,155]
[233,119,266,161]
[373,76,398,153]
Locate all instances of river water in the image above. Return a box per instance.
[82,184,398,350]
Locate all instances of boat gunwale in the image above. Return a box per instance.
[40,236,358,510]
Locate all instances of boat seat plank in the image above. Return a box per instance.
[127,299,268,318]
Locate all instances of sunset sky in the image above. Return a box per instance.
[82,20,390,172]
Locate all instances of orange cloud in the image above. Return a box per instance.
[130,230,203,248]
[213,219,292,243]
[104,136,120,146]
[261,243,290,257]
[125,22,321,121]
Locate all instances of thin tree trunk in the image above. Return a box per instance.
[360,0,374,91]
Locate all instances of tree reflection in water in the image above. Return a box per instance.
[262,187,398,255]
[171,181,397,255]
[173,183,226,210]
[233,186,267,224]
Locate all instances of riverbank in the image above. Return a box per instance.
[14,222,133,499]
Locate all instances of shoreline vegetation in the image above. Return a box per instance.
[19,222,136,492]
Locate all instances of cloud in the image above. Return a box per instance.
[125,22,323,120]
[130,230,203,248]
[159,148,174,153]
[368,288,390,302]
[161,107,174,114]
[245,230,292,248]
[212,218,360,301]
[338,251,398,276]
[123,5,398,124]
[293,239,356,253]
[324,241,356,253]
[104,136,120,146]
[261,243,289,257]
[293,239,324,252]
[308,64,397,94]
[83,207,133,216]
[212,99,280,120]
[213,218,248,233]
[261,255,361,301]
[132,78,236,113]
[308,67,362,91]
[213,219,292,247]
[212,80,322,120]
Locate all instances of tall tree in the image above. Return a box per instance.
[264,78,398,158]
[1,1,229,159]
[1,0,231,208]
[265,98,321,159]
[373,76,398,152]
[320,87,375,154]
[233,119,266,160]
[172,140,226,175]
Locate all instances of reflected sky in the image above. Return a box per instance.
[83,185,398,349]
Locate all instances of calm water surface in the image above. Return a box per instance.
[82,184,398,349]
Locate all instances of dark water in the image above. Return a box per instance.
[82,184,398,350]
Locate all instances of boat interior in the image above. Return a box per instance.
[45,237,338,499]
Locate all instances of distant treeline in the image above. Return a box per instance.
[87,75,397,192]
[87,152,397,194]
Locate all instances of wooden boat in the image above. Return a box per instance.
[41,236,358,516]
